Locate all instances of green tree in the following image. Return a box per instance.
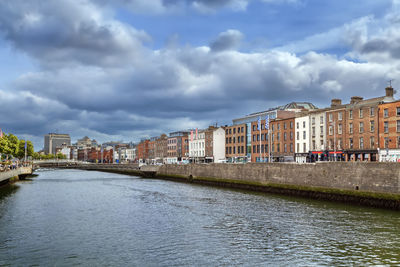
[17,140,34,159]
[56,153,66,159]
[0,136,11,158]
[6,134,19,157]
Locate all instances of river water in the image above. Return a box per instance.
[0,169,399,266]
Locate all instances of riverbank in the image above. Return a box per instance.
[0,167,34,186]
[154,162,400,210]
[34,161,400,210]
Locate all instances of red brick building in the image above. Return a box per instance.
[137,139,149,163]
[248,117,295,162]
[155,134,168,163]
[378,98,400,149]
[224,123,247,162]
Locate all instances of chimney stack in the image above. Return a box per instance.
[331,99,342,107]
[350,96,363,104]
[386,86,394,97]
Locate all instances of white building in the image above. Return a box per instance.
[189,131,205,162]
[213,127,226,163]
[60,146,71,160]
[295,115,310,163]
[309,110,327,152]
[120,148,136,162]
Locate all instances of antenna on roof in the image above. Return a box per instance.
[388,79,394,88]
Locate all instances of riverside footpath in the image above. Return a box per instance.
[34,161,400,210]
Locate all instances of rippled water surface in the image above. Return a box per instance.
[0,169,399,266]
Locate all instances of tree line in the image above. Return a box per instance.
[0,133,68,160]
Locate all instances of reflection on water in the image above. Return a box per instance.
[0,169,399,266]
[0,184,19,201]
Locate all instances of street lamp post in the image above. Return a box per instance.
[330,121,336,161]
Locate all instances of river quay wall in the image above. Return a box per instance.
[154,162,400,210]
[0,167,33,186]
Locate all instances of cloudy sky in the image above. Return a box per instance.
[1,0,400,150]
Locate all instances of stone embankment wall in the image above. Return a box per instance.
[0,167,33,185]
[156,162,400,210]
[158,162,400,194]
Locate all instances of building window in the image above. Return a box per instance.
[338,124,342,134]
[303,143,306,153]
[297,143,299,153]
[329,125,333,135]
[398,137,400,148]
[384,137,389,148]
[303,121,306,128]
[370,107,375,116]
[384,121,389,133]
[284,144,287,153]
[303,131,306,139]
[312,140,316,150]
[296,132,299,140]
[284,132,287,141]
[241,126,244,133]
[397,107,400,116]
[229,129,232,134]
[290,121,293,129]
[284,123,287,130]
[261,145,264,153]
[320,116,324,124]
[277,133,280,141]
[290,132,293,140]
[278,123,280,130]
[229,147,232,154]
[384,109,389,118]
[320,126,323,136]
[229,137,232,143]
[290,143,293,152]
[233,147,236,154]
[272,144,274,152]
[233,137,236,143]
[359,122,364,133]
[312,117,315,125]
[370,120,375,132]
[296,122,299,129]
[277,144,280,152]
[312,127,315,137]
[253,135,255,142]
[349,110,353,119]
[272,124,274,131]
[257,135,260,141]
[252,125,256,131]
[359,137,364,149]
[272,134,274,142]
[349,123,353,134]
[338,139,342,150]
[359,108,363,118]
[338,112,343,121]
[397,120,400,132]
[370,136,375,148]
[261,134,264,141]
[225,129,229,135]
[241,146,244,153]
[329,114,333,122]
[349,138,353,149]
[233,128,236,134]
[253,145,256,153]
